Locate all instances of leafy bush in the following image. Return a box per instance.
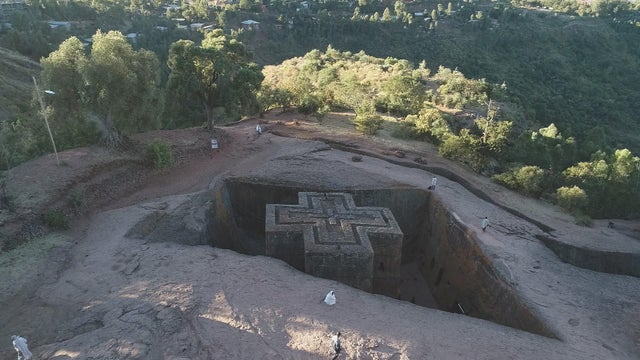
[70,188,86,210]
[43,209,69,230]
[0,114,50,170]
[555,186,588,213]
[439,130,485,171]
[492,165,546,197]
[353,111,383,135]
[145,139,174,169]
[433,66,489,109]
[297,94,322,114]
[573,212,593,227]
[391,121,422,140]
[258,87,294,113]
[1,191,16,212]
[377,75,425,116]
[560,149,640,218]
[406,107,451,143]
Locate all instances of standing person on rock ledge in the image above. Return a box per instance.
[323,290,336,305]
[11,335,32,360]
[331,332,341,359]
[482,216,489,232]
[429,176,437,190]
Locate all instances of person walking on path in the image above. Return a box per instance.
[331,332,342,359]
[256,124,262,135]
[12,335,32,360]
[482,217,489,232]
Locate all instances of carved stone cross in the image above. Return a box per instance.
[266,192,403,293]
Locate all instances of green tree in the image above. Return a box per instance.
[0,114,48,169]
[41,31,162,147]
[394,0,405,18]
[166,29,263,129]
[382,8,392,21]
[493,166,546,197]
[354,102,383,135]
[239,0,255,11]
[439,129,485,171]
[555,186,588,213]
[406,106,450,142]
[475,117,512,154]
[145,139,174,169]
[509,123,576,172]
[562,157,611,216]
[434,66,488,108]
[41,37,97,148]
[82,30,162,146]
[258,87,294,113]
[593,0,630,17]
[608,149,640,214]
[330,74,370,110]
[352,6,361,20]
[378,75,425,115]
[581,126,609,159]
[182,0,209,21]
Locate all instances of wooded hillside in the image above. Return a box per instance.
[0,46,40,122]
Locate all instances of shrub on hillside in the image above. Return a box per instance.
[392,121,422,140]
[297,94,322,114]
[492,165,546,197]
[258,87,294,113]
[405,107,451,143]
[439,130,485,171]
[555,186,588,213]
[43,209,69,230]
[353,112,383,135]
[145,139,174,169]
[573,212,593,227]
[70,188,86,211]
[1,189,16,212]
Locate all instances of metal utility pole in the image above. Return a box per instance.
[32,76,60,166]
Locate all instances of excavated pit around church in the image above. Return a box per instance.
[208,178,555,338]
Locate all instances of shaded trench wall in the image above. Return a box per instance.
[423,196,555,338]
[208,178,555,337]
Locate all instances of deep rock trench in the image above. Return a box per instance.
[207,177,557,339]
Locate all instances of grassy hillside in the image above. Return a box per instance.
[0,46,40,122]
[1,1,638,154]
[239,7,640,153]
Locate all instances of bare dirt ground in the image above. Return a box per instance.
[0,111,638,359]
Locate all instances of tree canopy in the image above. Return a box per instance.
[41,30,162,147]
[165,29,263,129]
